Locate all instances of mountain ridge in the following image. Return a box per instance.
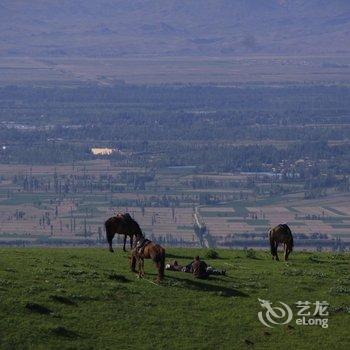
[1,0,349,58]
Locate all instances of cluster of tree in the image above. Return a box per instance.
[0,84,349,189]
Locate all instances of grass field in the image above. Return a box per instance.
[0,248,349,349]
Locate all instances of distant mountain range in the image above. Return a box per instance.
[1,0,349,58]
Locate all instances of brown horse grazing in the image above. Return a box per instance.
[105,213,142,252]
[130,233,165,283]
[269,224,294,261]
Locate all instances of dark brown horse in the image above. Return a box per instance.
[130,233,165,283]
[269,224,294,261]
[105,213,142,252]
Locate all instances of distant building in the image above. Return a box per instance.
[91,147,115,156]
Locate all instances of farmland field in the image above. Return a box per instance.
[0,160,349,251]
[0,248,349,349]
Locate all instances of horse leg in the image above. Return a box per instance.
[156,262,163,283]
[284,243,287,261]
[269,233,276,260]
[130,254,137,272]
[141,258,145,277]
[285,246,291,261]
[138,258,144,278]
[138,258,142,278]
[105,224,114,252]
[107,234,114,253]
[275,242,279,261]
[284,243,291,261]
[271,241,276,260]
[130,235,133,249]
[123,235,127,252]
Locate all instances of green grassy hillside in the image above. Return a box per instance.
[0,248,349,350]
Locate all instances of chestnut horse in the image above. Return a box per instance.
[105,213,142,252]
[269,224,294,261]
[130,233,165,283]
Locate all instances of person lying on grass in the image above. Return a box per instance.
[166,256,226,278]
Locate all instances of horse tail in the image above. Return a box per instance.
[155,248,165,280]
[159,251,165,280]
[105,218,114,251]
[130,252,137,272]
[269,229,276,256]
[105,220,110,241]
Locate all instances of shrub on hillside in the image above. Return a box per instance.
[245,248,256,259]
[205,249,219,259]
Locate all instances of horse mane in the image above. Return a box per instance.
[120,214,143,235]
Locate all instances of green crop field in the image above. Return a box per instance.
[0,248,349,350]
